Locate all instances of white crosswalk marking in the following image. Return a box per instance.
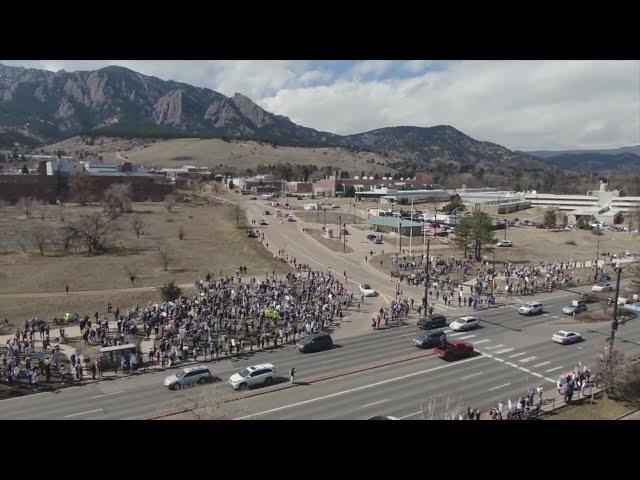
[488,383,511,391]
[494,348,514,354]
[545,366,563,373]
[457,334,476,340]
[534,361,551,368]
[509,352,526,358]
[484,344,504,350]
[519,356,537,363]
[474,339,491,344]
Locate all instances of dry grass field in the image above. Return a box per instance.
[0,202,289,325]
[42,136,396,175]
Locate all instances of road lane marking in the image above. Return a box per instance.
[531,372,544,378]
[359,399,390,409]
[89,390,124,399]
[509,352,526,358]
[505,362,517,367]
[474,339,491,344]
[533,361,551,368]
[545,366,563,373]
[544,377,557,383]
[494,348,515,354]
[398,411,421,419]
[488,383,511,391]
[520,368,531,373]
[543,314,551,317]
[234,355,484,419]
[519,356,537,363]
[321,358,346,364]
[494,357,505,363]
[461,371,483,380]
[484,344,504,350]
[399,333,417,337]
[64,408,103,418]
[457,334,476,340]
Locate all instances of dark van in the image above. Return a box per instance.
[297,333,333,353]
[416,314,447,330]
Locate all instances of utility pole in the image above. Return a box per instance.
[323,208,327,231]
[491,250,496,297]
[236,206,239,227]
[338,215,342,240]
[504,218,508,241]
[409,198,414,255]
[343,223,347,252]
[424,238,431,315]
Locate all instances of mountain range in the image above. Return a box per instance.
[523,146,640,173]
[0,63,547,175]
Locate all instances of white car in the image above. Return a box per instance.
[163,365,213,390]
[359,283,376,297]
[287,216,297,222]
[449,316,480,332]
[518,302,543,315]
[229,363,277,391]
[592,283,613,293]
[496,240,513,247]
[552,330,583,345]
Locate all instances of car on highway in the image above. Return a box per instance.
[552,330,583,345]
[297,332,333,353]
[592,282,614,293]
[359,283,377,296]
[417,314,448,330]
[434,340,474,361]
[496,240,513,247]
[258,219,268,226]
[562,301,587,315]
[229,363,277,391]
[163,365,213,390]
[518,302,543,315]
[449,316,480,332]
[412,330,447,348]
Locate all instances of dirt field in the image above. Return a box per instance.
[42,136,396,175]
[0,202,289,324]
[307,229,354,253]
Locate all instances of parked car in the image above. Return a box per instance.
[264,210,271,215]
[552,330,583,345]
[259,219,268,226]
[450,316,480,332]
[412,330,447,348]
[496,240,513,247]
[562,301,587,315]
[163,365,213,390]
[579,293,597,303]
[229,363,277,391]
[518,302,543,315]
[246,230,259,238]
[297,333,333,353]
[434,340,474,360]
[287,216,297,222]
[359,284,376,296]
[332,204,340,209]
[417,314,448,330]
[592,283,613,293]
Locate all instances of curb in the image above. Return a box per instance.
[613,409,640,420]
[139,350,435,420]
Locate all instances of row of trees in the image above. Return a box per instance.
[453,211,495,261]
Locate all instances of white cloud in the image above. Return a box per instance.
[261,60,640,150]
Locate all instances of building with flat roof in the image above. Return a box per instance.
[363,216,423,236]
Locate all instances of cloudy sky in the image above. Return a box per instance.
[2,60,638,151]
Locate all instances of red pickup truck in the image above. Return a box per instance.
[434,340,474,361]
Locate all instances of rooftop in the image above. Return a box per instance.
[364,216,423,228]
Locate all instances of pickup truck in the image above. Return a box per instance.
[434,340,474,361]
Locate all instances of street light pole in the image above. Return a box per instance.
[409,198,414,256]
[504,218,508,241]
[343,223,347,252]
[338,215,342,240]
[424,238,431,314]
[609,266,623,351]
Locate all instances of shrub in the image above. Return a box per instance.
[159,281,182,302]
[565,240,577,246]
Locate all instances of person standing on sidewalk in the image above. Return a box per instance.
[289,367,295,384]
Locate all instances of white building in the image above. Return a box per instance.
[526,181,640,214]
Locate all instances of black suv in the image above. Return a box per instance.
[416,314,447,330]
[413,330,447,348]
[297,333,333,353]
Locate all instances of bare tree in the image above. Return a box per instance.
[16,238,30,254]
[419,393,466,420]
[64,213,117,254]
[178,224,185,240]
[132,216,145,239]
[103,184,133,219]
[69,175,92,205]
[125,266,138,285]
[164,193,176,213]
[156,240,171,271]
[16,196,40,218]
[30,229,50,256]
[39,205,47,221]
